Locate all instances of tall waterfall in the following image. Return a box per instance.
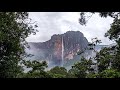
[61,36,64,67]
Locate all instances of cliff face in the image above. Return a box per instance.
[27,31,88,67]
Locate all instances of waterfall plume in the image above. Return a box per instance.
[61,36,64,67]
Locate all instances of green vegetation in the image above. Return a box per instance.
[0,12,37,78]
[48,66,68,78]
[1,12,120,78]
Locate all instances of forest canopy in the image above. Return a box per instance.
[0,12,120,78]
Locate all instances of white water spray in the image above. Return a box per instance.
[61,36,64,67]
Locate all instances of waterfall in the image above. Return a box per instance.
[61,36,64,67]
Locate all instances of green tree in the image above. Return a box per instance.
[49,66,68,78]
[97,69,120,78]
[22,60,51,78]
[69,57,94,78]
[79,12,120,77]
[94,47,114,72]
[0,12,38,78]
[106,17,120,71]
[67,68,77,78]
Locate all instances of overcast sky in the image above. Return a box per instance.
[26,12,114,45]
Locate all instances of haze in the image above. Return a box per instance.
[26,12,114,45]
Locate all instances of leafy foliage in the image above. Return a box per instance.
[98,69,120,78]
[22,60,52,78]
[0,12,38,78]
[1,12,120,78]
[77,12,120,78]
[49,66,68,78]
[68,57,94,78]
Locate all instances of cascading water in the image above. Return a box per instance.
[61,36,64,67]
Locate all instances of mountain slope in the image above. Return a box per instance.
[26,31,89,69]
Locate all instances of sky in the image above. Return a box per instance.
[26,12,114,45]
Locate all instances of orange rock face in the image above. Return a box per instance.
[27,31,89,66]
[53,36,62,59]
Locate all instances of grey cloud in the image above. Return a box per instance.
[26,12,114,45]
[26,12,63,42]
